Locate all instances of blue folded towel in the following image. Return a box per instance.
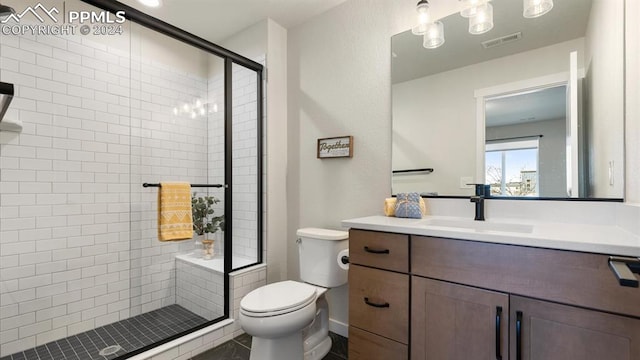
[395,192,423,219]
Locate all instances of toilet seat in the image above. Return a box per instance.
[241,281,318,317]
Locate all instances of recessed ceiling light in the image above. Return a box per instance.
[137,0,162,8]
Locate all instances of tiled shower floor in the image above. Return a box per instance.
[1,305,208,360]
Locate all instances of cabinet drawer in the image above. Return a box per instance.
[349,264,409,344]
[349,229,408,272]
[412,235,640,318]
[349,326,408,360]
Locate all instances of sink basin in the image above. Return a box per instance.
[422,218,533,234]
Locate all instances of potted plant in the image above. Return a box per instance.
[192,193,224,259]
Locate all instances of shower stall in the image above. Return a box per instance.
[0,0,263,358]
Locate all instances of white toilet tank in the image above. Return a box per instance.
[297,228,348,288]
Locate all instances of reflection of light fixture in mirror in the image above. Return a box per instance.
[523,0,553,18]
[423,21,445,49]
[459,0,489,18]
[469,2,493,35]
[212,103,218,113]
[137,0,162,8]
[411,0,431,35]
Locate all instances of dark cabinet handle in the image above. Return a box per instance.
[364,297,390,308]
[516,311,523,360]
[495,306,502,360]
[364,246,390,254]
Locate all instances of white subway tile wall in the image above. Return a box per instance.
[0,19,263,358]
[175,259,224,320]
[231,64,260,262]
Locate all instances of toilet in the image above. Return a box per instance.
[239,228,349,360]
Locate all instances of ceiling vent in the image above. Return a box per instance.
[482,32,522,49]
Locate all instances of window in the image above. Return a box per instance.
[485,138,539,196]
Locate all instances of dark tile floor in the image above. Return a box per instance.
[1,305,207,360]
[192,332,348,360]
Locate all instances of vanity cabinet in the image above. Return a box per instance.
[411,278,508,360]
[348,230,409,360]
[510,296,640,360]
[411,235,640,360]
[348,229,640,360]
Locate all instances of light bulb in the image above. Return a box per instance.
[190,112,196,119]
[183,104,190,112]
[199,108,206,116]
[195,99,202,107]
[172,107,178,115]
[213,104,218,113]
[523,0,553,18]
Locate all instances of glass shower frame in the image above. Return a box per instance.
[81,0,264,356]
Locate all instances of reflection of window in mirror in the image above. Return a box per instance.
[483,83,571,198]
[485,138,539,197]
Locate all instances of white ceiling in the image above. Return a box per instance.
[485,85,567,127]
[118,0,348,43]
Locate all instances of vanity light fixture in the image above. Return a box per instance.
[415,0,552,48]
[523,0,554,18]
[412,0,445,49]
[468,2,494,35]
[137,0,162,8]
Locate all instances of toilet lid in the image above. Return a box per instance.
[241,280,317,314]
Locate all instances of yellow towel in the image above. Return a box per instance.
[158,182,193,241]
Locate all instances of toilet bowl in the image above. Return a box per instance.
[239,228,348,360]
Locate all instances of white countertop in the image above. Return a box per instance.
[342,215,640,257]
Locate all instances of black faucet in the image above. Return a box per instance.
[469,184,489,221]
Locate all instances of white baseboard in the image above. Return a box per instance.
[329,318,348,338]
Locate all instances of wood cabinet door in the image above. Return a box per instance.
[411,277,509,360]
[510,295,640,360]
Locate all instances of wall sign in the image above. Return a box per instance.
[317,136,353,159]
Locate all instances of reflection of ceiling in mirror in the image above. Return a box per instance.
[392,0,592,84]
[486,85,566,127]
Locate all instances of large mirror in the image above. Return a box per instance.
[391,0,624,199]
